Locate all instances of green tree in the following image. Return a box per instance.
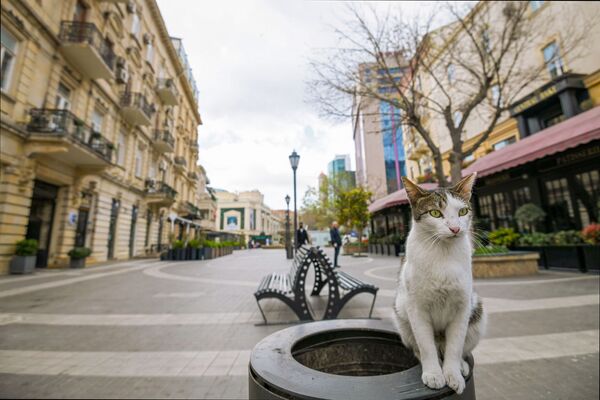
[335,187,371,242]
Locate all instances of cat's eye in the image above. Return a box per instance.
[429,209,442,218]
[459,207,469,216]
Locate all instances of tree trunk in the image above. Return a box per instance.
[449,157,463,185]
[434,154,447,187]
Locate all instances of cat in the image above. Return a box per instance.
[392,173,486,394]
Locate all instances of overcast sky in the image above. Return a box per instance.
[156,1,434,210]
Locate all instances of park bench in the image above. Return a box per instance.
[254,245,378,324]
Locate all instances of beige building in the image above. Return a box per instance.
[214,190,282,243]
[403,0,600,180]
[0,0,212,274]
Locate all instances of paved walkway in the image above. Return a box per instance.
[0,249,598,399]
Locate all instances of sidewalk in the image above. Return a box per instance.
[0,250,598,399]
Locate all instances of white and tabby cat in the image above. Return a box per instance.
[393,173,485,394]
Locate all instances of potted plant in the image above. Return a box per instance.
[68,247,92,268]
[10,239,38,274]
[188,238,203,260]
[172,240,185,260]
[515,203,546,233]
[204,240,215,259]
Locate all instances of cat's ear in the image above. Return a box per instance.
[402,176,428,205]
[451,172,477,202]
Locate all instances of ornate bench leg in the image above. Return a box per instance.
[368,293,377,318]
[256,298,268,325]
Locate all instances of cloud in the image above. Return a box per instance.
[156,1,427,209]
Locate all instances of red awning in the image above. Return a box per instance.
[368,183,437,213]
[463,106,600,178]
[369,106,600,214]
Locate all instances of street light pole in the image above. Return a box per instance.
[285,194,292,259]
[289,150,300,256]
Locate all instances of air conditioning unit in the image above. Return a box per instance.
[116,67,129,84]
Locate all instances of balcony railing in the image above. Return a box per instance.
[174,156,186,166]
[190,142,199,152]
[153,129,175,153]
[145,180,177,198]
[187,171,199,180]
[59,21,116,75]
[27,109,114,163]
[120,92,155,125]
[156,78,179,105]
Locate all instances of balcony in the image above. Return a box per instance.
[26,109,114,168]
[120,92,155,126]
[153,129,174,153]
[59,21,115,80]
[190,142,199,153]
[188,171,199,180]
[181,201,201,220]
[173,156,187,173]
[145,180,177,207]
[155,78,179,105]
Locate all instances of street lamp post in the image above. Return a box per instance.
[285,195,292,259]
[289,150,300,255]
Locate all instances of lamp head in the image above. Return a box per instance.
[289,150,300,170]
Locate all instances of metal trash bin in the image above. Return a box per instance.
[249,319,475,400]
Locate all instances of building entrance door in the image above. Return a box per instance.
[107,199,120,259]
[25,181,59,268]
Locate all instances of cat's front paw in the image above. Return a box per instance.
[460,359,470,377]
[422,369,446,390]
[443,366,466,394]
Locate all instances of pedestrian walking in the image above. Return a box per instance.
[296,222,309,248]
[330,221,342,268]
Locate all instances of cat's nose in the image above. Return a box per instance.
[449,226,460,234]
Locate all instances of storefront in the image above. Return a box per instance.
[368,107,600,237]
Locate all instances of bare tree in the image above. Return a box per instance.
[308,1,594,185]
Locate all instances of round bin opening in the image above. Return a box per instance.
[291,328,418,376]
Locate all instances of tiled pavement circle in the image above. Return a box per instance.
[0,250,598,399]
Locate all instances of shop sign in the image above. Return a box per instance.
[68,211,77,226]
[511,85,557,115]
[556,144,600,166]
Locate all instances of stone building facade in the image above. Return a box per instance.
[213,190,282,243]
[0,0,211,273]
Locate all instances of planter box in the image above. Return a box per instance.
[581,245,600,271]
[195,248,204,260]
[386,244,395,256]
[173,248,185,260]
[10,255,36,274]
[70,258,86,268]
[204,248,213,259]
[472,252,539,278]
[513,245,599,272]
[343,245,368,255]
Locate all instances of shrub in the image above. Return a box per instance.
[15,239,38,256]
[171,240,185,249]
[551,230,583,245]
[188,239,201,248]
[204,240,216,248]
[473,245,509,255]
[581,223,600,245]
[515,203,546,232]
[518,232,552,246]
[68,247,92,259]
[488,228,520,247]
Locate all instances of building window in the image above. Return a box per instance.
[481,28,491,54]
[146,42,154,64]
[512,186,532,231]
[493,192,513,228]
[530,0,544,12]
[91,109,104,133]
[574,170,599,227]
[543,41,564,79]
[117,131,126,166]
[380,102,406,194]
[477,194,495,231]
[545,177,575,230]
[1,26,18,92]
[55,83,71,110]
[447,63,455,83]
[131,13,140,37]
[134,147,143,177]
[493,136,516,151]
